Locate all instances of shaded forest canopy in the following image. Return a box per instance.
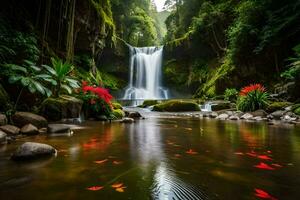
[0,0,300,106]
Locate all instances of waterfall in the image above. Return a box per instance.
[123,45,169,104]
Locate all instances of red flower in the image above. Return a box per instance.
[240,84,266,96]
[82,80,88,87]
[81,80,113,104]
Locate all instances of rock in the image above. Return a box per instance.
[229,115,239,120]
[153,100,200,112]
[124,111,130,117]
[11,142,57,160]
[251,110,268,117]
[266,102,292,113]
[253,116,265,121]
[209,112,218,118]
[40,95,83,121]
[20,124,39,135]
[39,128,48,134]
[240,113,253,120]
[0,130,7,144]
[121,118,134,123]
[282,115,297,122]
[217,113,229,120]
[113,109,125,119]
[0,114,8,126]
[48,124,71,134]
[0,125,20,135]
[12,112,47,128]
[270,110,287,120]
[128,112,142,119]
[210,101,231,111]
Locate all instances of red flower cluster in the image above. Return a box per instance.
[240,84,266,96]
[82,81,113,104]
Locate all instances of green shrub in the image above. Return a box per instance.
[224,88,238,102]
[112,102,123,110]
[266,102,292,113]
[141,100,159,108]
[294,107,300,116]
[237,84,269,112]
[112,109,125,119]
[153,100,200,112]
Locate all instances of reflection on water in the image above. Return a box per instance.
[0,118,300,199]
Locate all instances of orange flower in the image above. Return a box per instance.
[240,84,266,96]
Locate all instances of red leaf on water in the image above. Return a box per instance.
[94,159,108,164]
[254,188,277,200]
[246,152,257,157]
[186,149,198,155]
[271,163,283,168]
[257,155,272,160]
[111,183,124,188]
[235,152,244,155]
[113,160,123,165]
[86,186,104,191]
[254,162,275,170]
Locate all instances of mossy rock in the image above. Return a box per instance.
[112,109,125,119]
[40,95,83,121]
[153,100,200,112]
[139,100,159,108]
[210,101,231,111]
[112,102,123,110]
[266,102,292,113]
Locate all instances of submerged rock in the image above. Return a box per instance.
[20,124,39,135]
[12,112,47,128]
[48,124,71,134]
[0,114,8,126]
[229,115,239,120]
[0,125,20,135]
[121,118,135,123]
[0,130,7,144]
[11,142,56,160]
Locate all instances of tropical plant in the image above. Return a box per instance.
[1,60,56,109]
[237,84,269,112]
[43,57,79,96]
[224,88,238,102]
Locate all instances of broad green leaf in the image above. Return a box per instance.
[21,77,31,86]
[28,83,36,93]
[61,84,72,94]
[42,64,56,76]
[8,75,22,83]
[32,80,45,95]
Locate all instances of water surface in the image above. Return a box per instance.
[0,114,300,199]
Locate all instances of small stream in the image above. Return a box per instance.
[0,109,300,199]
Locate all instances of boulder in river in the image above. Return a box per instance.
[0,130,7,144]
[20,124,39,135]
[48,124,71,134]
[0,114,8,126]
[240,113,253,120]
[270,110,287,120]
[11,142,57,160]
[12,112,47,128]
[121,118,135,123]
[251,110,268,117]
[210,101,231,111]
[0,125,20,135]
[153,100,200,112]
[40,95,83,121]
[128,112,142,119]
[217,113,229,120]
[229,115,239,120]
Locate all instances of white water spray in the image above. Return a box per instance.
[123,46,169,102]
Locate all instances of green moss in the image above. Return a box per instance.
[112,102,122,110]
[266,102,292,113]
[141,100,159,108]
[112,109,125,119]
[153,100,200,112]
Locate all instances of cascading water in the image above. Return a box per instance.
[123,45,169,105]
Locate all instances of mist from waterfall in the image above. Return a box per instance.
[123,45,169,102]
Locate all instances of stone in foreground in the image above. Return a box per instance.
[0,114,8,126]
[0,125,20,135]
[128,112,142,119]
[0,130,7,144]
[48,124,71,134]
[20,124,39,135]
[11,142,56,160]
[121,118,135,123]
[12,112,47,128]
